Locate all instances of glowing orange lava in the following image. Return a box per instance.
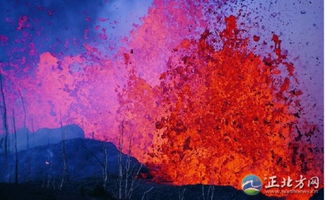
[118,16,323,200]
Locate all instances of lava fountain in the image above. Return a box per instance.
[0,0,322,199]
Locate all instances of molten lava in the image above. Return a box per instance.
[117,16,323,200]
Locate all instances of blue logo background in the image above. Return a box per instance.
[241,174,262,195]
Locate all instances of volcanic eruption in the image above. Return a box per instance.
[0,0,323,199]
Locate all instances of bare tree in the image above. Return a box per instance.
[102,140,109,188]
[79,138,109,187]
[45,150,55,189]
[41,132,55,190]
[12,109,18,184]
[0,74,9,159]
[118,121,124,199]
[59,114,68,190]
[178,188,186,200]
[117,120,143,200]
[25,117,34,182]
[201,185,215,200]
[141,186,154,200]
[17,89,29,150]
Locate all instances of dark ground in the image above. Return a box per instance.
[0,132,323,200]
[0,179,323,200]
[0,180,324,200]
